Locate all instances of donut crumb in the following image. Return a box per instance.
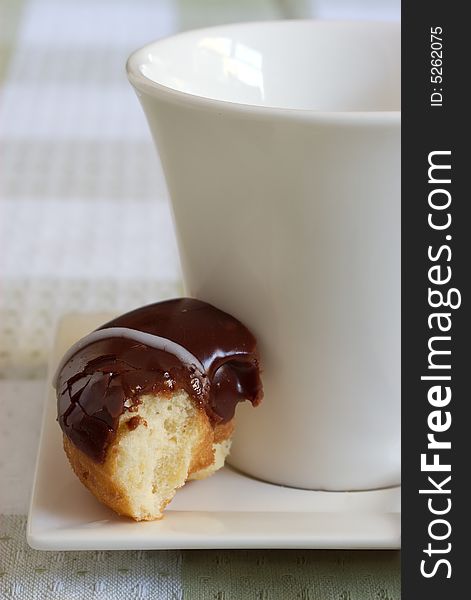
[127,416,147,431]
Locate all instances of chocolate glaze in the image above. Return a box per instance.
[56,298,263,462]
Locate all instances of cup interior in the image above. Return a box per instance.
[131,20,400,112]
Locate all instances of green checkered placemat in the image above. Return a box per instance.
[0,516,400,599]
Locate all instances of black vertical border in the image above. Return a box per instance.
[402,2,468,597]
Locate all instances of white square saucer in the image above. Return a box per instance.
[27,314,400,550]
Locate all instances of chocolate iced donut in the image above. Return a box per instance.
[55,298,263,520]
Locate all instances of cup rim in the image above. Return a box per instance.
[126,19,401,124]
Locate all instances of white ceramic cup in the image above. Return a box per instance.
[127,20,400,491]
